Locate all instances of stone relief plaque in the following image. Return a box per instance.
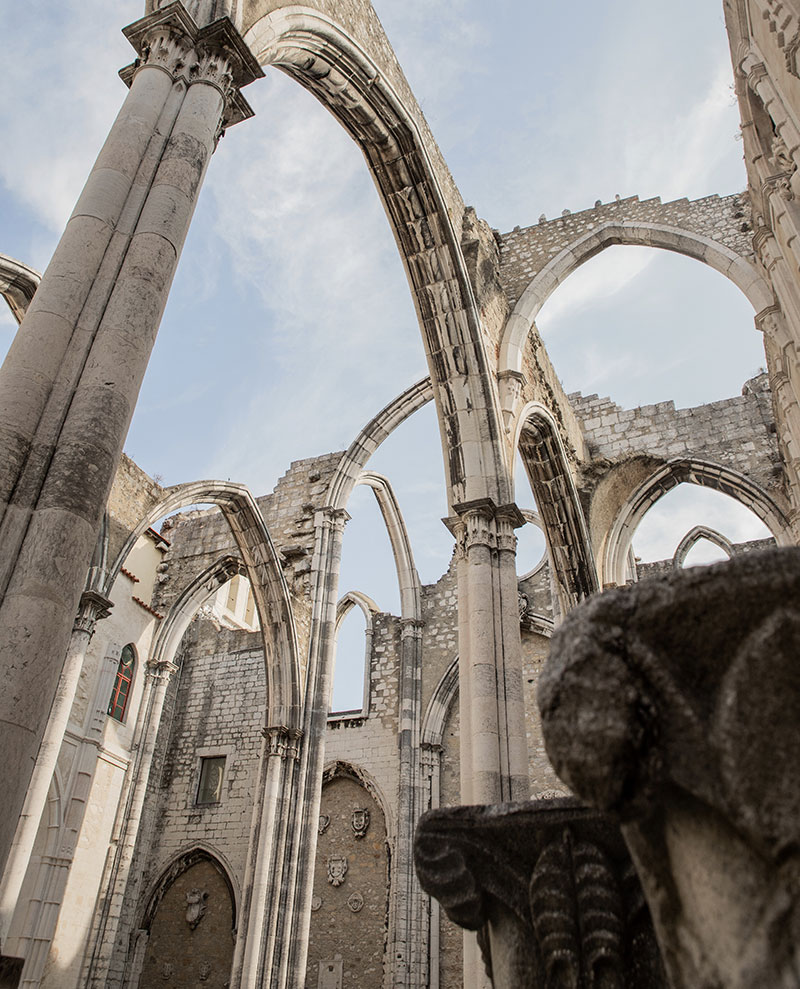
[198,961,211,981]
[185,888,209,929]
[318,814,331,835]
[317,958,343,989]
[351,808,370,839]
[311,895,323,912]
[326,855,348,887]
[346,891,364,913]
[161,962,173,981]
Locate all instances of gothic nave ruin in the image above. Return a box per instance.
[1,0,800,986]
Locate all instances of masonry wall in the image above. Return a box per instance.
[305,776,388,989]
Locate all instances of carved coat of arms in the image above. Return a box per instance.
[185,888,209,929]
[318,814,331,835]
[327,855,348,887]
[351,808,370,839]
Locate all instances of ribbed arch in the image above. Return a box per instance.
[321,759,394,840]
[514,403,598,607]
[107,481,300,729]
[0,254,40,325]
[149,555,247,668]
[421,657,459,750]
[139,845,239,933]
[326,377,434,512]
[335,590,379,632]
[356,471,421,621]
[604,459,792,585]
[243,8,509,508]
[499,221,774,376]
[673,525,735,569]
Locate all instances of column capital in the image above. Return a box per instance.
[73,589,114,636]
[262,724,304,761]
[315,506,352,532]
[121,1,264,129]
[444,499,526,555]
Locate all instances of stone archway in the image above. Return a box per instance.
[138,851,236,989]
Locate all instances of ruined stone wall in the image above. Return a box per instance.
[107,454,165,567]
[499,192,755,309]
[419,560,458,718]
[305,776,388,989]
[135,622,265,915]
[569,373,780,489]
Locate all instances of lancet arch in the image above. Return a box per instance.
[107,480,300,730]
[421,657,459,751]
[673,525,735,569]
[243,7,510,508]
[499,220,774,376]
[149,555,248,668]
[514,403,598,607]
[603,458,792,586]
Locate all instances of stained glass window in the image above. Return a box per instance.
[108,644,136,722]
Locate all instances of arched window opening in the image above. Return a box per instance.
[331,605,370,715]
[632,484,772,575]
[108,643,136,722]
[536,246,764,410]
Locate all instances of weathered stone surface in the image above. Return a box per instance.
[539,547,800,989]
[414,799,665,989]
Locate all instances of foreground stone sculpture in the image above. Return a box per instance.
[538,547,800,989]
[414,799,665,988]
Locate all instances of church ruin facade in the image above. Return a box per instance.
[1,0,799,986]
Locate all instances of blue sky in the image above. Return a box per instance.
[0,1,774,706]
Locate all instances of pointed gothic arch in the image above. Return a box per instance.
[106,481,300,730]
[499,220,774,376]
[242,8,510,508]
[603,458,792,585]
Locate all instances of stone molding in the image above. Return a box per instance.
[120,1,264,131]
[539,547,800,989]
[262,725,303,761]
[72,590,114,636]
[414,800,666,989]
[446,499,526,558]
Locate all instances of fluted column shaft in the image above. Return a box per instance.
[0,1,262,878]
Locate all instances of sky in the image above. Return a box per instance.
[0,1,774,705]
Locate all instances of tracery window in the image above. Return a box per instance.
[107,643,136,722]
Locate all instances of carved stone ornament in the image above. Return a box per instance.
[161,962,174,981]
[351,808,370,839]
[318,814,331,835]
[185,888,208,929]
[346,892,364,913]
[311,895,323,912]
[326,856,348,887]
[198,961,211,982]
[539,548,800,989]
[415,799,665,989]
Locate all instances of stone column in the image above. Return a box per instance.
[83,657,178,989]
[235,726,302,989]
[391,618,426,988]
[278,506,350,988]
[447,500,528,989]
[0,1,262,878]
[447,500,529,805]
[0,590,112,946]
